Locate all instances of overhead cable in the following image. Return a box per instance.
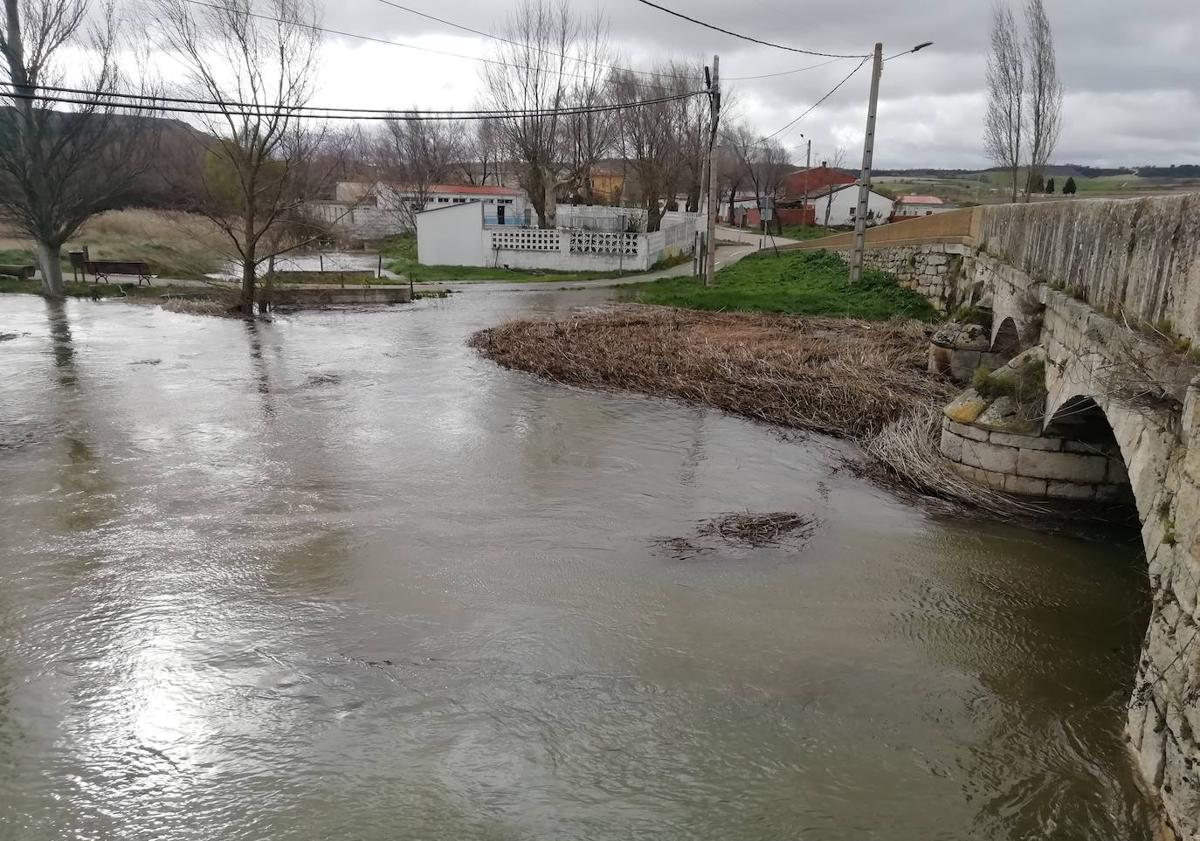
[630,0,869,59]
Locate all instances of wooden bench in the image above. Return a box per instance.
[0,264,35,280]
[84,260,154,285]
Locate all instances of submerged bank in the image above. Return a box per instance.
[470,305,1058,519]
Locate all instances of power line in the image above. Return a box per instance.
[179,0,652,85]
[0,84,705,121]
[758,55,870,144]
[372,0,680,80]
[630,0,869,59]
[724,56,845,81]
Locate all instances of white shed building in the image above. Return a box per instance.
[811,184,894,227]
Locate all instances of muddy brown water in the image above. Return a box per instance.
[0,292,1156,840]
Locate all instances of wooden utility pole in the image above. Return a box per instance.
[704,54,721,287]
[802,136,812,226]
[849,42,883,285]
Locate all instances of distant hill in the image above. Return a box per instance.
[874,164,1200,179]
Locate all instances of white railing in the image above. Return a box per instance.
[489,228,562,252]
[569,230,640,256]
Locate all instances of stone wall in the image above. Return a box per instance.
[830,242,969,311]
[1036,285,1200,839]
[979,195,1200,344]
[940,417,1128,500]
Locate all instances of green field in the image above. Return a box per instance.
[631,249,938,321]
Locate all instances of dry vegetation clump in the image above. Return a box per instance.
[159,296,239,318]
[860,403,1051,517]
[472,305,1046,519]
[471,305,950,440]
[1,209,230,278]
[655,512,818,558]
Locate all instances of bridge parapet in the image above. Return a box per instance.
[979,195,1200,345]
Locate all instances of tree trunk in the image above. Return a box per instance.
[240,247,257,317]
[645,197,664,233]
[36,241,66,298]
[540,167,558,229]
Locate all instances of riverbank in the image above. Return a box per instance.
[471,305,1050,518]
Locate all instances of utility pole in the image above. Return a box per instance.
[704,54,721,287]
[802,135,811,227]
[849,42,883,285]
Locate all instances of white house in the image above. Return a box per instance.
[892,194,956,219]
[416,201,701,273]
[810,184,894,227]
[306,181,532,241]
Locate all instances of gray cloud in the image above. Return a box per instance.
[316,0,1200,168]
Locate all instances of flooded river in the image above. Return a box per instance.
[0,292,1156,839]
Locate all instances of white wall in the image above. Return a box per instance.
[814,187,894,227]
[416,202,486,267]
[414,210,698,273]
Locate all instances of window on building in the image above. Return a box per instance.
[438,197,449,203]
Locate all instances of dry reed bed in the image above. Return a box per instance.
[470,305,1049,518]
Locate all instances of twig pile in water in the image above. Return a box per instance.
[470,305,950,440]
[655,511,818,558]
[697,511,817,546]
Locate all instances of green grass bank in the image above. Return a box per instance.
[631,249,938,321]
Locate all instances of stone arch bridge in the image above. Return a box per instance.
[786,195,1200,839]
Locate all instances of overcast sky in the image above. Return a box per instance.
[236,0,1200,168]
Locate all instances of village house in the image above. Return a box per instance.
[305,181,532,241]
[891,194,956,220]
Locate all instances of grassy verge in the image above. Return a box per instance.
[632,249,938,321]
[0,277,215,299]
[1,209,230,280]
[778,225,833,241]
[379,233,685,283]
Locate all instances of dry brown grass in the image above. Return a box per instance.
[471,305,1045,518]
[471,305,950,440]
[159,296,240,318]
[0,209,230,278]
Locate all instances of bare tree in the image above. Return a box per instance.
[459,118,506,186]
[0,0,157,296]
[1022,0,1062,199]
[736,138,791,232]
[375,114,463,229]
[984,2,1025,203]
[481,0,611,228]
[155,0,322,315]
[561,13,616,204]
[611,63,692,232]
[815,146,848,227]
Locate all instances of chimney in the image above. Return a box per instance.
[820,161,828,169]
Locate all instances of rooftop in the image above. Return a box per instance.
[896,194,946,205]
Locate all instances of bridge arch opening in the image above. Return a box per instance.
[991,316,1021,358]
[1044,396,1139,524]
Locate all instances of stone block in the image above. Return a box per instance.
[945,418,990,442]
[961,438,1019,473]
[949,462,1008,490]
[1004,475,1048,496]
[944,391,987,425]
[1046,481,1096,500]
[940,427,964,461]
[990,431,1062,452]
[1016,449,1109,482]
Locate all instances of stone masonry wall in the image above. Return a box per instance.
[1038,286,1200,839]
[940,417,1128,500]
[980,195,1200,344]
[833,242,970,311]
